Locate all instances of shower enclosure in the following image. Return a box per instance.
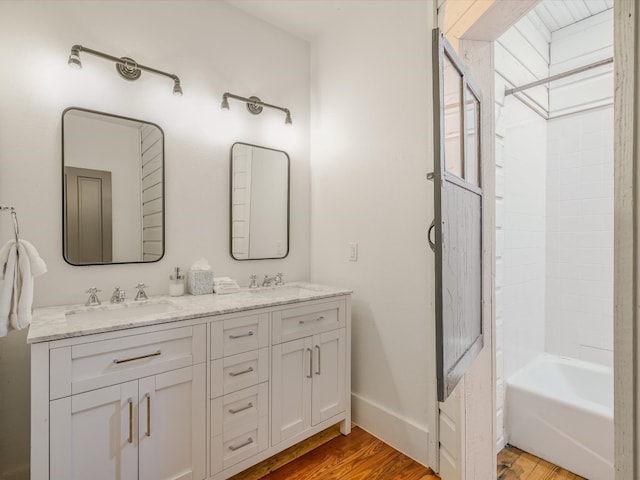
[494,1,614,477]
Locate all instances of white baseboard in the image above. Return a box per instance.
[497,435,508,452]
[351,392,431,467]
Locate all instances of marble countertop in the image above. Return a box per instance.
[27,282,352,344]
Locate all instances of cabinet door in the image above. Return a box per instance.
[138,364,206,480]
[50,381,138,480]
[271,337,313,445]
[312,329,346,425]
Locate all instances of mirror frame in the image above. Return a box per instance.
[62,106,166,266]
[229,142,290,261]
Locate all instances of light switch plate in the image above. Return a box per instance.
[349,243,358,262]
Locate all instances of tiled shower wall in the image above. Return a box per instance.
[545,10,614,367]
[545,108,614,366]
[494,12,549,450]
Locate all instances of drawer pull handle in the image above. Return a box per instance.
[146,393,151,437]
[114,350,161,364]
[229,402,253,414]
[299,315,325,325]
[229,437,253,451]
[307,348,313,378]
[315,345,321,375]
[229,331,254,340]
[127,398,133,444]
[229,366,254,377]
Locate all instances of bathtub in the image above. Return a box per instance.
[506,354,613,480]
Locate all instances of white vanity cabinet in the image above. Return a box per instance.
[209,312,270,476]
[271,299,348,446]
[30,286,351,480]
[34,322,207,480]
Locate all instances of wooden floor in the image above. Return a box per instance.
[232,424,580,480]
[497,445,586,480]
[235,426,437,480]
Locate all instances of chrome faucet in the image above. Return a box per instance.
[110,286,126,303]
[262,273,284,287]
[249,274,259,289]
[134,283,149,301]
[85,287,102,306]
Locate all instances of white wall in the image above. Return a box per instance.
[310,1,436,467]
[0,2,310,476]
[0,1,310,308]
[545,10,614,366]
[494,12,549,450]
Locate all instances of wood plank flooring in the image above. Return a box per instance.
[232,424,581,480]
[239,426,437,480]
[497,445,586,480]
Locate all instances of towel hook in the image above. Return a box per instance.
[0,205,20,244]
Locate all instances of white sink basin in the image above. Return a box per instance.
[66,301,180,323]
[252,286,316,298]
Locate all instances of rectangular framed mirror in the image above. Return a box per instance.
[230,142,289,260]
[62,107,165,265]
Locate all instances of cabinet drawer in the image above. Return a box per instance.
[210,348,268,398]
[50,324,206,400]
[211,383,268,438]
[272,299,345,344]
[211,412,268,474]
[210,313,269,360]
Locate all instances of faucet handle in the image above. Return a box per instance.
[134,283,149,301]
[249,274,259,289]
[85,287,102,306]
[275,273,284,285]
[111,286,126,303]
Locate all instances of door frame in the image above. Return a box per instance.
[612,0,636,477]
[438,0,636,477]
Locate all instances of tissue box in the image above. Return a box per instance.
[187,270,214,295]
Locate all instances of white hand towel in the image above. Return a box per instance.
[0,239,46,336]
[19,240,47,277]
[13,242,34,331]
[0,243,18,337]
[0,240,13,280]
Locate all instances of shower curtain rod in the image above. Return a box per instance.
[505,57,613,96]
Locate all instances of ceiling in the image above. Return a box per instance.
[226,0,615,43]
[534,0,613,32]
[224,0,362,42]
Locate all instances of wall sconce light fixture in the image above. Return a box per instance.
[68,44,183,96]
[221,92,292,125]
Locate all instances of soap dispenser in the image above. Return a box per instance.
[169,267,185,296]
